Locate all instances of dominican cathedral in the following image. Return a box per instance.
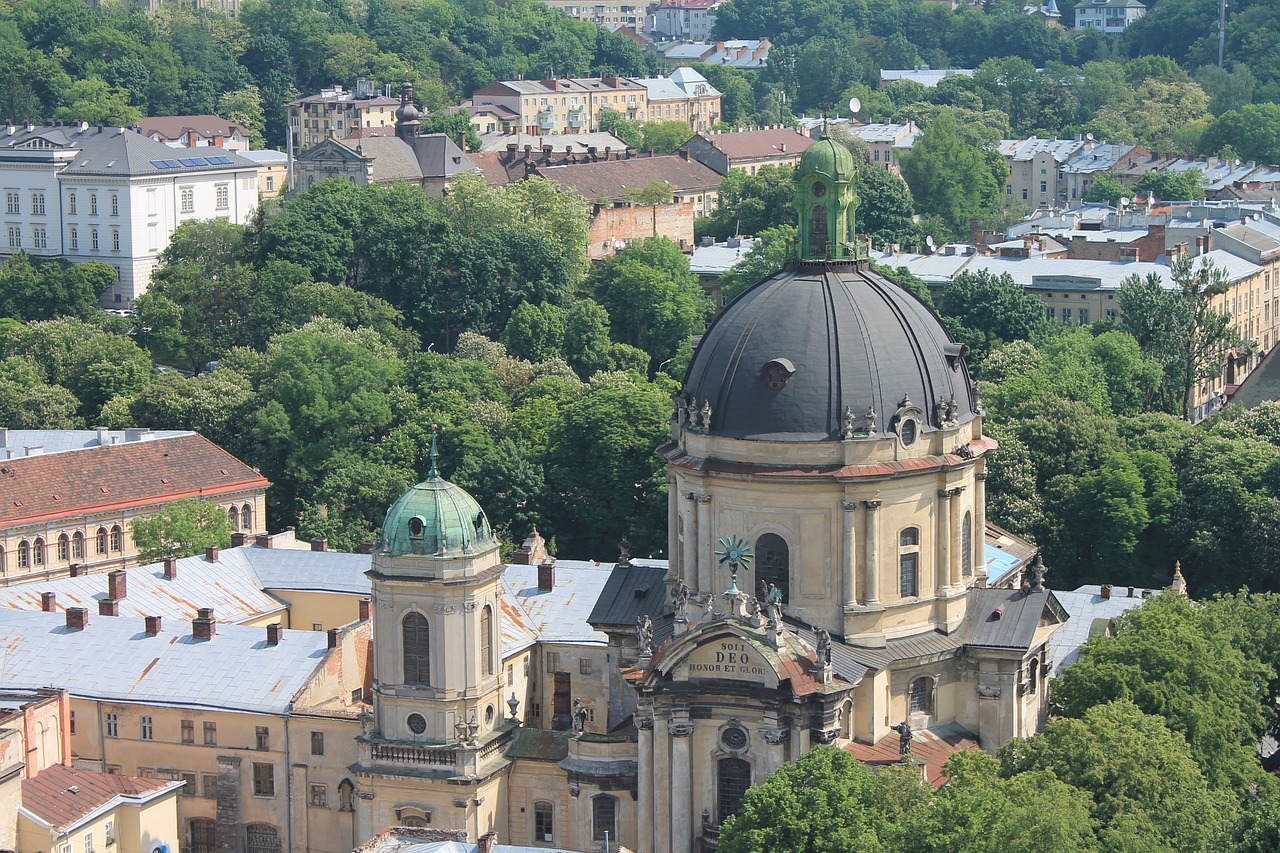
[350,133,1066,852]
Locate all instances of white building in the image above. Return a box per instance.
[1073,0,1146,34]
[649,0,720,41]
[0,123,259,307]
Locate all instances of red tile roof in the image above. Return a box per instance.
[22,764,177,830]
[844,726,980,786]
[703,128,813,161]
[0,434,269,526]
[136,115,248,141]
[534,155,722,201]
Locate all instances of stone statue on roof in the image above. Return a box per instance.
[636,614,653,656]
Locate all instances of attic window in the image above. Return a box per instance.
[408,516,426,538]
[219,469,228,475]
[160,478,170,485]
[12,500,21,507]
[52,494,61,501]
[761,358,796,390]
[99,487,109,494]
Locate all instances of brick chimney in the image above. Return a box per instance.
[145,615,162,635]
[231,532,248,547]
[267,623,282,646]
[254,533,270,548]
[310,538,328,552]
[193,608,216,640]
[163,556,178,580]
[359,598,371,621]
[537,558,556,592]
[327,628,340,649]
[41,592,56,613]
[359,541,375,555]
[108,570,127,601]
[477,832,497,853]
[186,130,197,148]
[65,608,89,630]
[98,599,119,616]
[205,546,219,563]
[68,564,83,578]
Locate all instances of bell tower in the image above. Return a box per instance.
[795,132,860,261]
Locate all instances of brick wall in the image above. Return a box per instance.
[588,202,694,259]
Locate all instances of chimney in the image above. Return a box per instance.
[193,608,216,640]
[327,628,340,649]
[359,598,371,621]
[1100,584,1112,600]
[213,134,224,148]
[231,532,248,547]
[145,615,162,635]
[186,130,196,147]
[65,608,89,630]
[537,558,556,592]
[266,623,282,646]
[254,533,270,548]
[310,538,328,552]
[68,564,83,578]
[478,832,497,853]
[108,570,127,601]
[96,426,109,446]
[1127,586,1136,597]
[98,599,118,617]
[359,541,375,555]
[41,592,56,612]
[205,546,219,563]
[163,556,178,580]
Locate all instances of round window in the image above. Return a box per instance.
[721,726,748,751]
[485,705,495,725]
[407,713,427,734]
[408,516,425,537]
[812,181,827,198]
[900,418,917,446]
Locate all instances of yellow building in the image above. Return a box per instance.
[470,77,648,136]
[288,80,401,152]
[0,430,268,580]
[19,764,183,853]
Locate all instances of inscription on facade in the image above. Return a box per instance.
[679,641,773,683]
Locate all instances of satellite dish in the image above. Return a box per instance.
[1086,132,1095,142]
[1120,197,1130,207]
[848,97,861,114]
[926,235,936,251]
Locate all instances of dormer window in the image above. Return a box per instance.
[408,515,426,538]
[761,358,796,390]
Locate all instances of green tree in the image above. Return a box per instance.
[217,84,267,149]
[53,77,143,125]
[131,497,235,563]
[1228,801,1280,853]
[718,746,894,853]
[698,165,797,241]
[640,120,693,154]
[899,113,1004,240]
[1083,172,1130,205]
[0,254,113,321]
[1134,169,1206,202]
[857,165,920,248]
[937,270,1047,364]
[999,700,1237,852]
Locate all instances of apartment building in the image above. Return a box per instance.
[470,77,648,136]
[286,78,400,151]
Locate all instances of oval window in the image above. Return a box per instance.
[721,726,748,751]
[408,516,425,537]
[407,713,427,734]
[900,418,917,446]
[485,705,495,725]
[812,181,827,197]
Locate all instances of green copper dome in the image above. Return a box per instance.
[796,136,858,183]
[378,436,495,557]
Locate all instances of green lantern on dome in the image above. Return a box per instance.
[795,128,860,262]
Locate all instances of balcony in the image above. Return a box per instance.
[537,110,556,130]
[568,108,588,128]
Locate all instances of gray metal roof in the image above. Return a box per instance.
[957,588,1064,649]
[0,609,329,714]
[689,237,757,276]
[0,125,258,177]
[684,262,978,441]
[228,548,373,595]
[0,429,192,459]
[1049,585,1153,676]
[0,552,285,624]
[503,561,622,645]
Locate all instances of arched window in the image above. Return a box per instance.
[592,795,617,842]
[0,545,5,573]
[246,824,280,853]
[1027,658,1039,695]
[481,605,494,677]
[899,527,920,598]
[717,756,752,824]
[17,540,30,569]
[534,800,555,842]
[57,534,69,562]
[756,533,789,604]
[228,505,239,529]
[32,537,44,566]
[189,818,216,853]
[72,531,84,559]
[909,676,933,715]
[95,527,107,555]
[962,511,973,577]
[402,612,430,685]
[338,779,355,811]
[242,503,253,531]
[809,204,829,256]
[109,525,122,552]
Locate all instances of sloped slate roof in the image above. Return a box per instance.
[503,561,619,645]
[957,588,1064,649]
[587,562,669,629]
[703,128,812,160]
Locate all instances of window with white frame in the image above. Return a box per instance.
[31,192,45,215]
[112,229,120,252]
[70,228,78,250]
[90,193,98,215]
[91,228,99,251]
[6,225,19,248]
[33,227,46,249]
[68,191,77,214]
[180,188,194,214]
[4,191,17,214]
[216,185,229,210]
[141,715,153,740]
[111,193,119,216]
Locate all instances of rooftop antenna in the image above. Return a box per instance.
[1218,0,1227,67]
[925,235,936,254]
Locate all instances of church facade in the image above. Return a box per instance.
[349,135,1066,852]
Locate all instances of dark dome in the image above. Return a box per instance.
[683,261,977,441]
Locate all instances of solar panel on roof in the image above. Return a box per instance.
[208,155,232,164]
[177,157,209,166]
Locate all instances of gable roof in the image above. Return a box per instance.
[958,588,1066,649]
[698,128,812,161]
[22,764,179,831]
[533,155,721,201]
[0,125,257,177]
[0,433,268,527]
[587,562,668,629]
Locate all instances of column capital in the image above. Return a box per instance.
[937,489,953,499]
[683,490,697,501]
[694,493,713,504]
[636,715,655,731]
[841,499,859,511]
[948,486,966,496]
[668,720,694,737]
[864,500,882,510]
[975,472,989,481]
